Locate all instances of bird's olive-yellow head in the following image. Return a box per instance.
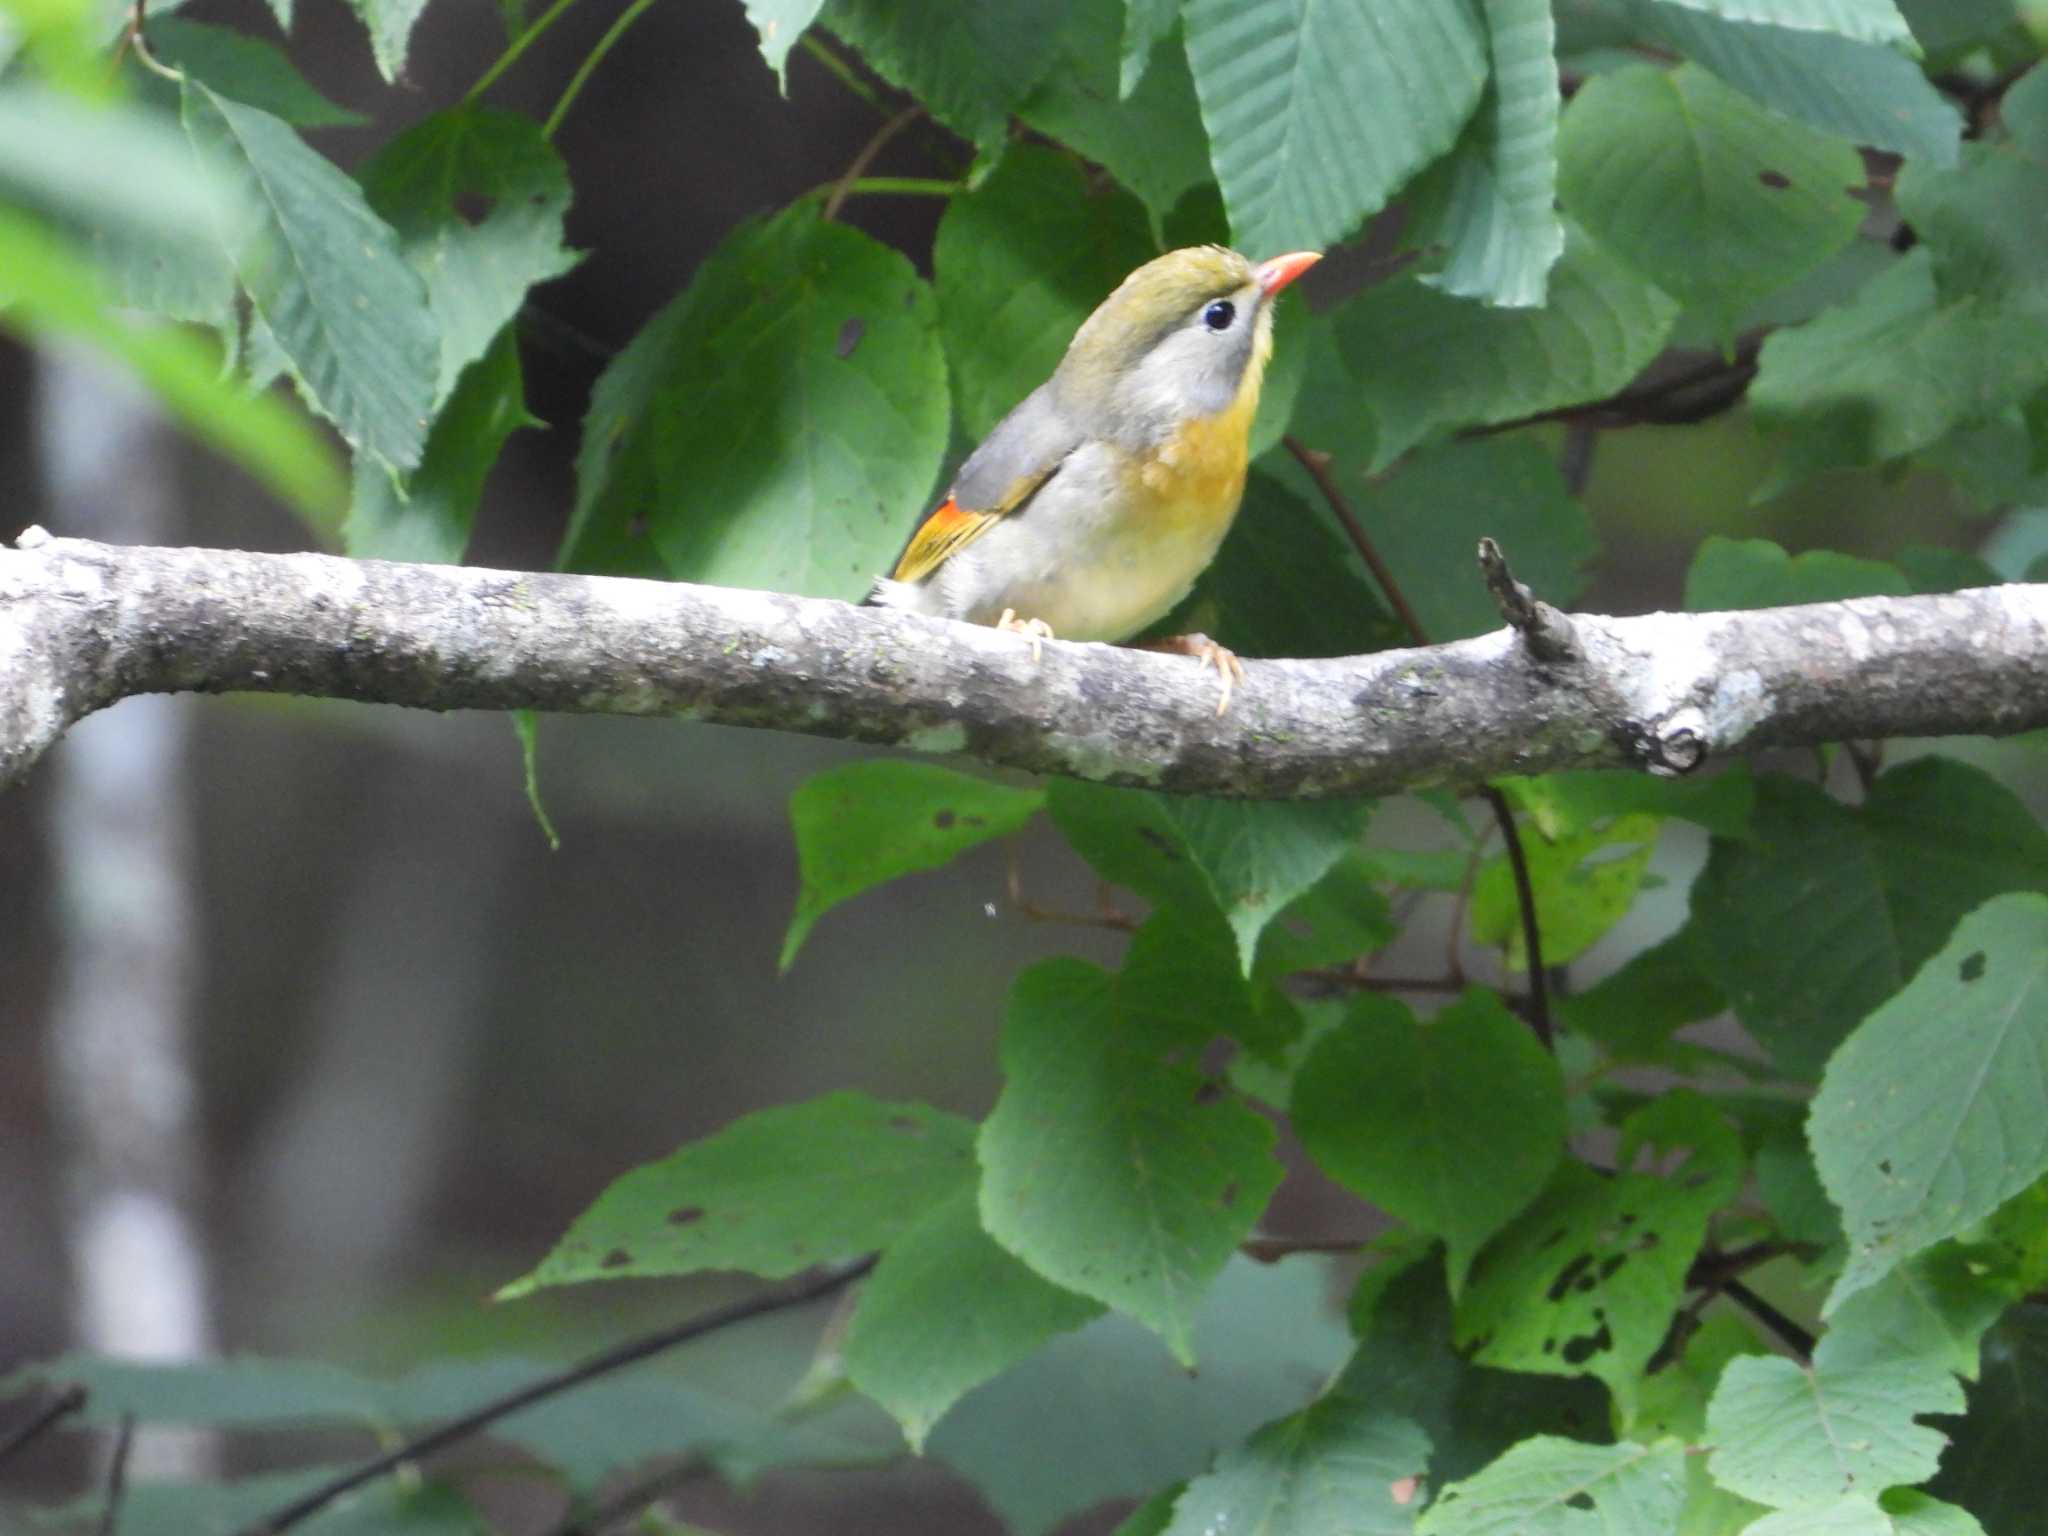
[1051,245,1320,446]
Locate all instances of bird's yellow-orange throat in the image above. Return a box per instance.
[1133,330,1270,536]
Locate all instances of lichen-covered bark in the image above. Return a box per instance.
[4,530,2046,798]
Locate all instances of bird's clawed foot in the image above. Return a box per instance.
[1147,632,1246,715]
[996,609,1056,662]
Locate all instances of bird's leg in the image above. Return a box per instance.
[1142,632,1245,715]
[995,608,1056,662]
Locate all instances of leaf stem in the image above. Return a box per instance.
[230,1258,877,1536]
[542,0,664,142]
[94,1414,136,1536]
[822,105,925,220]
[466,0,585,104]
[1723,1277,1816,1360]
[799,31,888,113]
[0,1384,87,1472]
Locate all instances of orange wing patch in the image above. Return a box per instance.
[891,498,1001,583]
[891,466,1056,583]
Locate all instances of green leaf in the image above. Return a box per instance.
[564,207,948,596]
[1312,435,1596,641]
[1018,0,1213,221]
[845,1185,1104,1449]
[1639,7,1961,166]
[1120,0,1180,96]
[510,710,559,851]
[742,0,827,87]
[1648,0,1914,46]
[1183,0,1488,255]
[181,82,438,475]
[359,107,579,404]
[1684,537,1910,609]
[1558,63,1865,344]
[1927,1307,2048,1529]
[1160,1394,1432,1536]
[1811,893,2048,1313]
[0,207,343,517]
[933,144,1156,442]
[1691,764,2048,1078]
[1738,1498,1894,1536]
[1637,1313,1771,1442]
[1046,782,1373,971]
[345,323,535,562]
[1338,1258,1610,1488]
[2004,61,2048,161]
[780,761,1044,969]
[1295,990,1565,1293]
[1417,1437,1689,1535]
[1456,1095,1743,1409]
[1251,849,1399,979]
[146,19,368,128]
[1823,1246,2014,1381]
[1198,468,1400,662]
[1119,905,1270,1055]
[1415,0,1566,308]
[1556,923,1730,1065]
[1472,812,1661,968]
[978,959,1284,1364]
[1503,767,1755,840]
[1899,0,2020,54]
[343,0,430,83]
[1755,143,2048,480]
[928,1255,1353,1536]
[822,0,1071,145]
[1882,1491,1990,1536]
[499,1091,976,1294]
[1333,224,1679,469]
[1704,1337,1963,1508]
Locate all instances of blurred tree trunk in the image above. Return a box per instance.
[37,346,214,1478]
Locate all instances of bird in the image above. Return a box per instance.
[866,244,1320,712]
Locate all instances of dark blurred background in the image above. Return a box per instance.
[2,2,2044,1529]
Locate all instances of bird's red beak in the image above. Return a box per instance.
[1255,250,1321,297]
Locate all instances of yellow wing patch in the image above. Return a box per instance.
[890,466,1056,583]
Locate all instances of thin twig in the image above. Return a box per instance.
[0,1384,87,1472]
[1240,1236,1370,1262]
[799,32,889,113]
[1283,439,1553,1046]
[1723,1278,1816,1360]
[465,0,584,103]
[542,0,662,141]
[823,105,923,220]
[232,1258,877,1536]
[1478,538,1581,665]
[548,1452,712,1536]
[95,1414,136,1536]
[1282,437,1429,646]
[1469,337,1764,439]
[1481,785,1553,1047]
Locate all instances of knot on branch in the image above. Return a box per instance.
[1635,705,1709,778]
[1477,537,1580,664]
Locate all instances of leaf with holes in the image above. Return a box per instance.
[781,762,1044,970]
[499,1092,976,1294]
[1183,0,1487,255]
[1455,1095,1744,1412]
[978,959,1284,1364]
[1294,990,1565,1294]
[1812,893,2048,1313]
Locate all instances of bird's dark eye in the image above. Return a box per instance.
[1202,299,1236,332]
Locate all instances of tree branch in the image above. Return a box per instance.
[6,530,2048,800]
